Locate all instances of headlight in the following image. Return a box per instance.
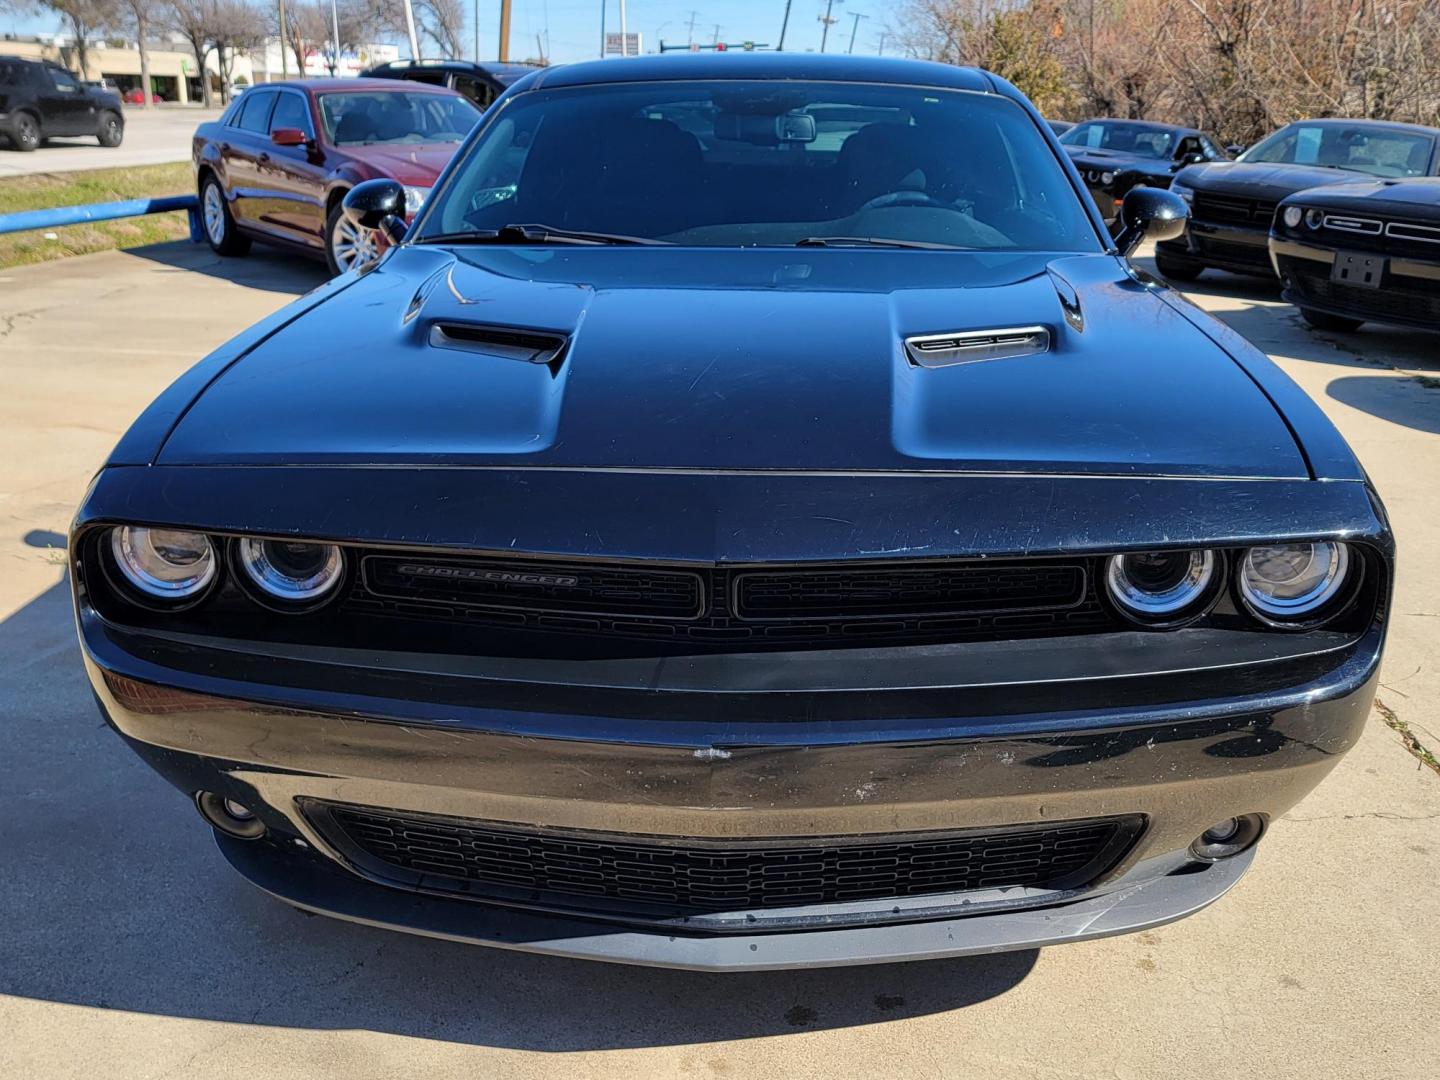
[1282,205,1303,228]
[1100,170,1115,185]
[1169,182,1193,204]
[1239,542,1351,622]
[110,526,217,601]
[1305,208,1324,230]
[237,538,344,606]
[1105,550,1217,623]
[403,185,432,215]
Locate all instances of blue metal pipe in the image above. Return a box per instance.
[0,195,202,244]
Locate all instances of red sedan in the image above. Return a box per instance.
[193,78,480,274]
[124,88,164,104]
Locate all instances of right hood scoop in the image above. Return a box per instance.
[429,322,570,369]
[904,325,1051,369]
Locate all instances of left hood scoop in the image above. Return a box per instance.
[904,325,1051,369]
[429,322,570,369]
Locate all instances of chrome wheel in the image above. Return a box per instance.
[203,183,226,245]
[329,214,380,272]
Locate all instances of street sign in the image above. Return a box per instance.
[604,31,643,57]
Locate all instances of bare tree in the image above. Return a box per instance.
[165,0,215,106]
[208,0,267,101]
[415,0,464,58]
[6,0,120,78]
[117,0,157,106]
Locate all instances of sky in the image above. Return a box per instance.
[4,1,896,65]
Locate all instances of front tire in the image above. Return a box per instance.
[325,201,382,276]
[96,111,124,147]
[1155,252,1203,282]
[200,175,251,257]
[9,112,40,152]
[1300,307,1364,332]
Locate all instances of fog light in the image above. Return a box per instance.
[196,791,267,839]
[1190,814,1262,861]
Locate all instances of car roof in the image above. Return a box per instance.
[525,54,998,95]
[1070,117,1203,135]
[1275,116,1440,136]
[250,77,463,97]
[372,59,540,76]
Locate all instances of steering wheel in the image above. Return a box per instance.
[858,190,956,212]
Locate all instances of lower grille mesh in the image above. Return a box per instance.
[1285,262,1440,324]
[317,804,1134,920]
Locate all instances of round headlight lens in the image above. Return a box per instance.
[1282,205,1303,228]
[1305,207,1324,230]
[1239,542,1350,620]
[110,526,217,600]
[1106,549,1216,621]
[237,538,344,603]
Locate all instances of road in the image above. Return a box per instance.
[0,242,1436,1080]
[0,105,222,178]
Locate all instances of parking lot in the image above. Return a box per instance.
[1,240,1437,1079]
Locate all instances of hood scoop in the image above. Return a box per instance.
[428,322,570,371]
[904,325,1051,369]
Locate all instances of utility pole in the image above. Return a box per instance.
[877,31,887,56]
[600,0,606,58]
[474,0,480,60]
[686,10,699,46]
[777,0,792,51]
[278,0,288,76]
[403,0,421,59]
[330,0,341,74]
[619,0,628,55]
[846,11,868,54]
[818,0,840,53]
[498,0,511,60]
[711,23,721,45]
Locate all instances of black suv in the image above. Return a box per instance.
[361,59,540,110]
[0,55,124,152]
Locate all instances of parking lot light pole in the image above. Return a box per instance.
[403,0,421,60]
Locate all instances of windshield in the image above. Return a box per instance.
[1059,121,1174,159]
[1241,123,1434,177]
[318,91,480,146]
[418,80,1099,251]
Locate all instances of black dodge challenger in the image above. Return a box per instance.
[1270,177,1440,333]
[1059,118,1229,224]
[72,55,1392,970]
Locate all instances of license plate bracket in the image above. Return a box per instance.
[1331,251,1385,289]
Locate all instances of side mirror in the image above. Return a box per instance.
[1225,144,1246,157]
[271,127,310,148]
[1179,151,1205,166]
[1113,185,1189,256]
[342,178,407,244]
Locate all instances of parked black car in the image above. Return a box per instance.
[74,54,1391,971]
[1270,177,1440,332]
[362,58,541,110]
[0,54,124,152]
[1059,118,1228,223]
[1158,118,1440,280]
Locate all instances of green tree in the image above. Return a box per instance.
[983,7,1074,116]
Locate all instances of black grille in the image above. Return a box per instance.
[316,804,1135,922]
[1193,235,1270,268]
[345,552,1110,648]
[1284,260,1440,325]
[1194,193,1277,225]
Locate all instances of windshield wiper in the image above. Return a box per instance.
[795,236,970,250]
[420,224,670,246]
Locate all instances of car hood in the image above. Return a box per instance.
[1065,147,1174,173]
[1283,176,1440,214]
[156,246,1308,478]
[340,143,458,184]
[1176,160,1366,200]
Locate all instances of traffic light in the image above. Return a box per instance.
[715,41,727,51]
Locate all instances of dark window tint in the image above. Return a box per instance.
[317,90,479,146]
[425,80,1100,252]
[235,91,275,133]
[47,66,82,93]
[1060,121,1174,159]
[269,92,313,137]
[0,61,15,83]
[453,74,495,108]
[1244,123,1435,178]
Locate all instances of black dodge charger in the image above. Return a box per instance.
[1270,177,1440,333]
[1158,117,1439,281]
[72,55,1392,970]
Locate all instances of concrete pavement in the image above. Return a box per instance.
[0,106,222,178]
[0,242,1436,1080]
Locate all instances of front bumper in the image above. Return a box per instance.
[82,600,1383,968]
[1271,237,1440,330]
[1159,221,1274,276]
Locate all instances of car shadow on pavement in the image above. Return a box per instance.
[0,577,1037,1052]
[124,239,331,294]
